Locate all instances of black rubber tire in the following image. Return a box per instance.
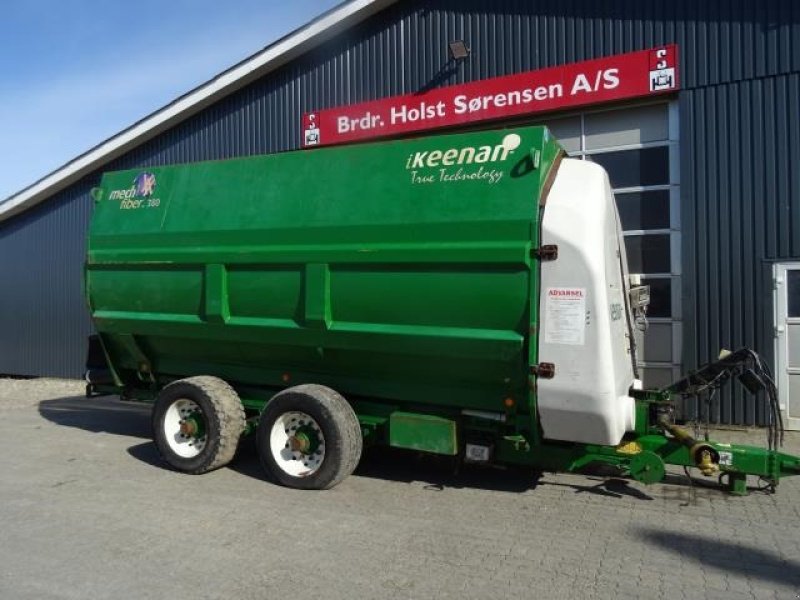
[152,376,246,474]
[256,384,362,490]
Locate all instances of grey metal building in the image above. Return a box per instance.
[1,0,798,428]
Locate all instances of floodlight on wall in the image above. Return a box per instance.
[448,40,470,61]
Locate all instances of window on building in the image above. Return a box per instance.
[540,102,680,388]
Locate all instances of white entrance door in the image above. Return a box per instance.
[774,263,800,430]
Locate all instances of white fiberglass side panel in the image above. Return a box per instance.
[537,158,636,446]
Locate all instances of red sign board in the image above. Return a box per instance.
[303,45,678,147]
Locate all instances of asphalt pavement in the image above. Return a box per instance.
[1,378,799,599]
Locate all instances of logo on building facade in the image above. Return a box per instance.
[304,113,320,146]
[648,47,676,92]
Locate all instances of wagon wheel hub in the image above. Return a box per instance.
[179,415,203,438]
[289,432,312,453]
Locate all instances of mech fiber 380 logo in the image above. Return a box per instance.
[405,133,521,185]
[109,172,157,200]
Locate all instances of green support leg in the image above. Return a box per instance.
[725,473,748,496]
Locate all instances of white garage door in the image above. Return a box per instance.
[537,102,681,389]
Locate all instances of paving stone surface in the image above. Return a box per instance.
[1,378,799,599]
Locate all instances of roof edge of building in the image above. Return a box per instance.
[0,0,398,224]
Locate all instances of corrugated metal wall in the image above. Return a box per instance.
[681,72,800,424]
[0,177,95,377]
[1,0,799,426]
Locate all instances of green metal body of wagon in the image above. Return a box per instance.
[85,125,800,493]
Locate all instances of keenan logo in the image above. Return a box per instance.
[405,133,521,169]
[109,172,157,200]
[406,133,521,186]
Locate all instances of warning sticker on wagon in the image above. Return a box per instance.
[544,288,586,345]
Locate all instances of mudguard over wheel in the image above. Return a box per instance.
[257,384,362,490]
[152,376,246,474]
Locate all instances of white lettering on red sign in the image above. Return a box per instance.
[303,46,678,147]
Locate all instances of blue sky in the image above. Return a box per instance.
[0,0,342,200]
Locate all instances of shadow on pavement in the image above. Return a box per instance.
[38,395,542,492]
[38,396,667,496]
[352,445,542,493]
[127,440,543,493]
[126,437,269,483]
[637,528,800,588]
[38,395,269,482]
[536,476,654,500]
[38,395,151,439]
[126,440,163,467]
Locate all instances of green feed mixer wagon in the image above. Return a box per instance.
[85,125,800,494]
